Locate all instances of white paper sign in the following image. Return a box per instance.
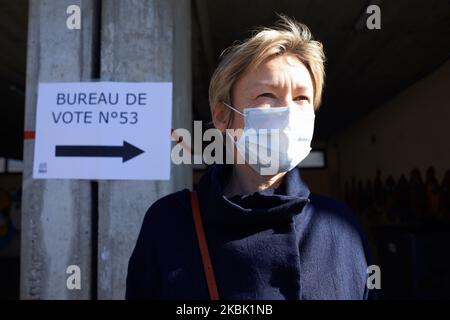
[33,81,172,180]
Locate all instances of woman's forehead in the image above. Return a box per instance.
[239,56,313,92]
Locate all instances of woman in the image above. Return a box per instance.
[126,16,372,300]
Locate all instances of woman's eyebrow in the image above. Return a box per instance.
[251,81,312,92]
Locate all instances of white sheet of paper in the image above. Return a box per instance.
[33,81,172,180]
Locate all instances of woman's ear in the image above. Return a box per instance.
[212,102,231,133]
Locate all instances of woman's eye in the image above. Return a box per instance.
[258,93,275,98]
[295,95,310,102]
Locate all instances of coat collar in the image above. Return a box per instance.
[196,164,310,226]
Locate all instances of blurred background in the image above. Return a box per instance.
[0,0,449,299]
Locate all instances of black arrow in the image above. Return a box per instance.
[55,141,145,162]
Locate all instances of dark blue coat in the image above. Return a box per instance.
[126,164,372,299]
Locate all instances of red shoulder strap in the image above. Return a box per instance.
[190,191,220,300]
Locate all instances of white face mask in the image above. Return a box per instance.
[224,102,315,176]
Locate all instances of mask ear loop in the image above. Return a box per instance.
[222,101,244,132]
[222,102,245,166]
[221,102,235,156]
[223,102,244,116]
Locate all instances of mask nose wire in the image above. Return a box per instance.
[223,102,245,116]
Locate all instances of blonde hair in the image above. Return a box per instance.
[209,15,326,119]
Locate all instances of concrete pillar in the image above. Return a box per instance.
[21,0,99,299]
[98,0,192,299]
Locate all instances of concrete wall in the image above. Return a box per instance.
[21,0,97,299]
[98,0,192,299]
[21,0,192,299]
[334,59,450,191]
